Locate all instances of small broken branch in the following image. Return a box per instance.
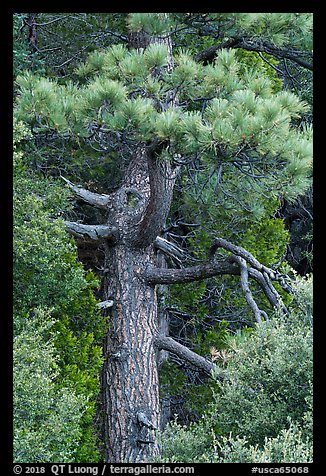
[64,221,118,241]
[137,412,158,430]
[97,300,114,309]
[154,236,187,265]
[61,175,112,209]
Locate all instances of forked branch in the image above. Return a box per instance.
[145,236,290,320]
[233,256,268,324]
[209,237,292,294]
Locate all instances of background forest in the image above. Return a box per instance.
[13,13,313,463]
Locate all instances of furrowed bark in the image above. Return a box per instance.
[101,245,161,463]
[136,156,179,247]
[98,25,179,463]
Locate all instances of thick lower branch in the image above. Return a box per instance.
[61,176,112,209]
[64,221,118,241]
[195,38,240,62]
[144,259,239,284]
[237,38,313,71]
[145,235,289,320]
[154,336,215,376]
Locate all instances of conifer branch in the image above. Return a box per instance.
[209,237,292,294]
[145,235,291,320]
[143,259,239,285]
[233,256,267,324]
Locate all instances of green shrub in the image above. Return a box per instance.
[158,275,313,463]
[13,120,104,462]
[13,309,87,462]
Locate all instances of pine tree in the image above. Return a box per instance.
[14,13,313,462]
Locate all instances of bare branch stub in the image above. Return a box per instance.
[61,175,112,209]
[64,221,118,241]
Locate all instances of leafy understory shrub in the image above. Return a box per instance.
[212,418,312,463]
[13,119,104,462]
[157,275,313,463]
[13,309,87,463]
[157,416,312,463]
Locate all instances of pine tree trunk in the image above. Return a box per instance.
[101,244,161,462]
[99,20,176,462]
[98,144,177,462]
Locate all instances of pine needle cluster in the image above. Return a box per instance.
[15,39,312,199]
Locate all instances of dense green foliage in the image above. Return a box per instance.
[13,120,105,462]
[15,45,311,202]
[13,12,313,463]
[13,309,87,462]
[157,275,313,463]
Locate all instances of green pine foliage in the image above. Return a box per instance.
[15,40,312,200]
[127,13,175,36]
[234,13,312,49]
